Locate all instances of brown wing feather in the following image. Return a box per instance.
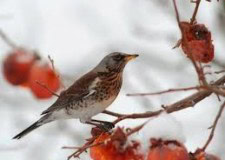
[41,71,98,115]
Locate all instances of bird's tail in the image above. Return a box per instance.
[13,114,50,139]
[13,121,41,139]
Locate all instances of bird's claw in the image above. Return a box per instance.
[98,122,115,131]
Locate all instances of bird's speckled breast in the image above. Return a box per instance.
[79,73,122,121]
[66,72,123,122]
[94,72,123,103]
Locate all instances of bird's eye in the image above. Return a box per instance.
[113,55,123,61]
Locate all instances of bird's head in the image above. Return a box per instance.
[94,52,139,73]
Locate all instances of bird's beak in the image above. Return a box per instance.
[125,54,139,61]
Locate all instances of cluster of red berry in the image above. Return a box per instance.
[3,48,60,99]
[89,128,220,160]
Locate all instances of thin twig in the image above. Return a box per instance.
[62,146,80,149]
[190,0,201,24]
[48,55,65,89]
[66,139,95,160]
[172,0,182,30]
[48,55,55,71]
[113,110,162,125]
[215,70,225,74]
[102,110,125,117]
[172,0,183,49]
[127,86,202,96]
[189,55,207,86]
[36,81,60,97]
[126,121,149,136]
[0,29,17,49]
[202,101,225,151]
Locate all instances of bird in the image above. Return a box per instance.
[13,52,138,139]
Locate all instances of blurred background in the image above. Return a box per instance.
[0,0,224,159]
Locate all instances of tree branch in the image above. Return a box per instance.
[113,75,225,125]
[127,86,202,96]
[202,101,225,151]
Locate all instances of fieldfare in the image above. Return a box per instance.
[13,52,138,139]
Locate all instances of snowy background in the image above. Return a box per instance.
[0,0,224,159]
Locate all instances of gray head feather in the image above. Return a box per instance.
[93,52,138,73]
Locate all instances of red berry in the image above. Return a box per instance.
[28,61,60,99]
[3,48,39,86]
[147,138,190,160]
[90,128,144,160]
[190,149,221,160]
[179,22,214,63]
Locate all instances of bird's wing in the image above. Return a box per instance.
[41,71,99,115]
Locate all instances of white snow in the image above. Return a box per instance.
[140,112,186,143]
[133,112,186,155]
